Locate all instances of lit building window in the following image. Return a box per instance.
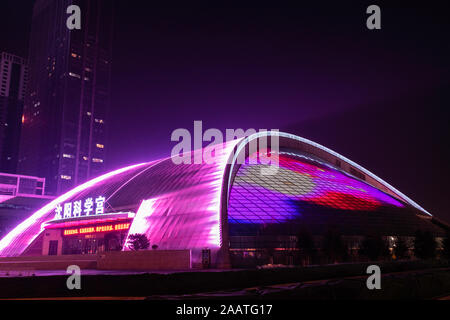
[60,175,72,180]
[63,154,75,159]
[71,53,77,58]
[92,158,104,163]
[86,112,92,116]
[96,143,104,149]
[82,156,89,161]
[94,118,104,124]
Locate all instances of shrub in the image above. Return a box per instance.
[322,227,348,263]
[394,237,409,259]
[442,233,450,260]
[127,233,150,251]
[297,228,316,265]
[359,235,390,261]
[413,230,437,260]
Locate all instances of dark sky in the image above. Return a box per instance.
[1,1,449,222]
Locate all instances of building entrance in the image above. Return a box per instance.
[62,232,127,255]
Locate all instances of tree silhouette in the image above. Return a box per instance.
[321,227,347,263]
[359,235,390,261]
[442,232,450,260]
[394,237,409,260]
[297,227,316,265]
[127,233,150,251]
[413,230,437,260]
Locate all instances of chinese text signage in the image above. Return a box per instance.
[54,196,106,220]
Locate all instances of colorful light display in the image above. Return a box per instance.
[228,152,405,224]
[226,131,430,216]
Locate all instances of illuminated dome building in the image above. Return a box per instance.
[0,132,445,268]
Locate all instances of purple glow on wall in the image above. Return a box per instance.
[124,139,241,251]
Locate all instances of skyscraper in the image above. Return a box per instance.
[19,0,114,195]
[0,52,28,174]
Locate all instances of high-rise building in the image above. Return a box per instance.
[19,0,114,195]
[0,52,28,174]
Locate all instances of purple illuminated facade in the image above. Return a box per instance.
[0,132,445,267]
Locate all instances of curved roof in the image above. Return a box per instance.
[0,132,433,257]
[224,131,430,215]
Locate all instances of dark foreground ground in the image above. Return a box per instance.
[1,260,450,299]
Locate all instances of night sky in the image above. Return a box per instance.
[1,1,449,222]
